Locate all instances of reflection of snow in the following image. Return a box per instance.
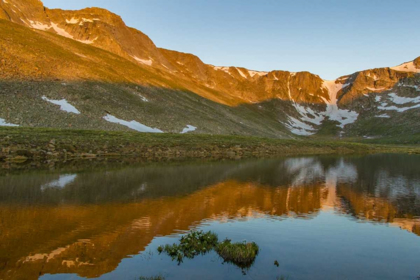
[41,174,77,191]
[325,159,358,186]
[283,157,358,209]
[283,158,324,185]
[284,157,357,187]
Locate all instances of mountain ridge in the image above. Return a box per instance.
[0,0,419,139]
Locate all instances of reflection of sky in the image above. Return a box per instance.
[40,211,420,280]
[375,170,420,198]
[5,155,420,280]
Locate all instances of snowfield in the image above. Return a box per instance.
[321,80,359,128]
[0,118,19,127]
[132,56,153,66]
[377,92,420,112]
[391,61,420,73]
[42,96,81,114]
[286,117,316,136]
[236,68,247,79]
[103,114,163,133]
[181,125,197,134]
[388,93,420,105]
[375,114,390,118]
[286,79,360,136]
[248,70,268,77]
[29,20,98,44]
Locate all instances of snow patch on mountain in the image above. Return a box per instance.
[138,94,148,102]
[366,87,387,92]
[285,77,318,135]
[322,80,345,102]
[388,93,420,104]
[377,92,420,112]
[50,22,73,39]
[236,68,247,78]
[248,70,268,77]
[181,125,197,134]
[379,103,420,112]
[366,73,379,81]
[213,66,233,77]
[321,80,359,129]
[81,18,94,23]
[375,114,390,118]
[132,56,153,66]
[286,79,360,135]
[28,20,50,31]
[103,114,163,133]
[398,83,420,91]
[65,18,79,24]
[391,61,420,73]
[42,96,81,114]
[0,118,18,127]
[324,106,359,129]
[77,37,98,44]
[28,20,98,44]
[74,53,87,58]
[286,117,316,136]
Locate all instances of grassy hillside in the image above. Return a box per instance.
[0,20,295,138]
[1,127,419,165]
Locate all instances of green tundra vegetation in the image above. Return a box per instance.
[0,127,419,165]
[157,231,259,269]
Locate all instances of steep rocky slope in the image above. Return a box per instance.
[1,0,419,139]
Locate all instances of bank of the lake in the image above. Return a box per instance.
[0,127,419,164]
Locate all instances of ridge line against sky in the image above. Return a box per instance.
[42,0,420,80]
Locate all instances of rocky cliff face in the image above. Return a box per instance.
[0,0,172,69]
[338,68,415,104]
[1,0,419,139]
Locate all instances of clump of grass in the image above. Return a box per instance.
[157,230,218,263]
[216,239,259,268]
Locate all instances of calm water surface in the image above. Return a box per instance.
[0,154,419,280]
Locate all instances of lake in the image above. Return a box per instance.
[0,154,419,280]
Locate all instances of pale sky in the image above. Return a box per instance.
[42,0,420,80]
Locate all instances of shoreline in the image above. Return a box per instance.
[1,127,419,165]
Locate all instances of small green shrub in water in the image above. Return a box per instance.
[216,239,259,268]
[157,230,218,263]
[139,276,165,280]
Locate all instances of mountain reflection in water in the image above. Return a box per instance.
[0,154,419,279]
